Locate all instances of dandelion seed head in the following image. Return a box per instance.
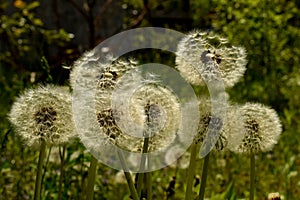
[195,96,226,150]
[8,85,77,148]
[175,30,247,87]
[92,58,181,153]
[194,95,243,151]
[128,84,181,152]
[93,58,139,151]
[70,50,105,89]
[230,103,282,153]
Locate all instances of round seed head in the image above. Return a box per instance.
[229,103,282,153]
[195,95,244,151]
[8,85,77,148]
[175,30,247,87]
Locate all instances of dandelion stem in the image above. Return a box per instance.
[250,152,255,200]
[117,150,139,200]
[34,140,47,200]
[136,136,150,197]
[185,143,198,200]
[41,146,52,197]
[145,153,152,200]
[197,152,210,200]
[58,146,66,200]
[146,170,152,200]
[86,155,98,200]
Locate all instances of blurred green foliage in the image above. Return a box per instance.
[1,0,299,199]
[0,0,72,137]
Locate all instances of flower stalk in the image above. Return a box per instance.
[185,143,199,200]
[117,150,139,200]
[136,135,149,198]
[250,151,255,200]
[58,146,66,200]
[34,140,46,200]
[197,152,210,200]
[86,155,98,200]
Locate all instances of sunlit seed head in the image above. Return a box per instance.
[8,85,77,148]
[175,30,247,87]
[75,55,182,154]
[194,96,226,150]
[91,59,139,151]
[70,49,105,90]
[229,103,282,154]
[194,96,243,151]
[125,83,181,152]
[92,58,181,153]
[222,105,245,151]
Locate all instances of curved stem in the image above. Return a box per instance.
[197,152,210,200]
[34,141,47,200]
[250,152,255,200]
[86,155,98,200]
[185,143,198,200]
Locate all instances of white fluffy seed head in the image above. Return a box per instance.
[8,85,77,148]
[175,30,247,87]
[70,49,105,90]
[128,84,181,152]
[195,95,244,151]
[94,58,139,151]
[229,103,282,153]
[92,59,181,153]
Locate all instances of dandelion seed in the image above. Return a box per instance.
[8,85,77,148]
[175,30,247,87]
[229,103,282,153]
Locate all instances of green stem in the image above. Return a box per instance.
[41,146,52,197]
[250,152,255,200]
[146,171,152,200]
[136,136,149,198]
[86,155,98,200]
[58,146,66,200]
[117,150,139,200]
[34,141,47,200]
[197,152,210,200]
[185,143,198,200]
[79,149,85,200]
